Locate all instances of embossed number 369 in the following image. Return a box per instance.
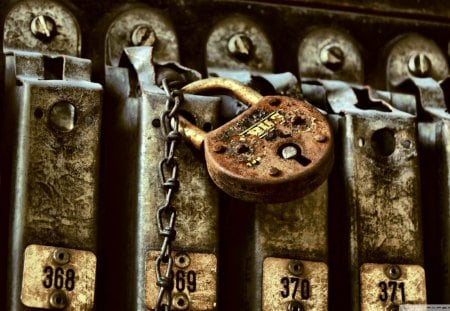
[42,266,76,291]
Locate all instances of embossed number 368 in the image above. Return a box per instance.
[42,266,76,291]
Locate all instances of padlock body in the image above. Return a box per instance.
[204,96,333,203]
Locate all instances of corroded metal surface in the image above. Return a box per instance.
[256,182,328,259]
[3,0,81,56]
[24,80,102,248]
[21,245,96,310]
[262,257,328,311]
[105,6,179,66]
[360,264,426,310]
[145,251,217,310]
[204,95,333,202]
[298,28,363,83]
[206,14,273,74]
[344,113,422,263]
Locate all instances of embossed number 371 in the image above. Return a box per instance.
[42,266,76,291]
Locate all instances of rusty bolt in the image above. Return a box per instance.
[31,15,56,41]
[408,53,431,77]
[227,33,253,62]
[48,290,68,309]
[287,300,304,311]
[174,253,191,269]
[131,25,157,47]
[213,144,227,153]
[269,167,281,177]
[320,44,344,70]
[314,134,328,143]
[173,292,189,310]
[288,260,304,276]
[385,265,402,280]
[52,248,70,265]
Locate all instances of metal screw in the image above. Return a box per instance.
[48,290,68,309]
[227,33,253,62]
[131,25,157,47]
[172,292,189,310]
[385,264,402,280]
[52,248,70,265]
[288,260,304,276]
[212,144,226,153]
[320,45,345,70]
[281,145,298,159]
[31,15,56,41]
[408,53,431,77]
[49,101,76,132]
[287,300,304,311]
[174,253,191,269]
[314,134,328,143]
[269,167,281,177]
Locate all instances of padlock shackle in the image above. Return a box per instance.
[178,114,206,150]
[181,77,263,107]
[178,78,264,150]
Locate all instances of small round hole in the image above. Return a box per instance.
[402,140,411,149]
[371,128,396,157]
[237,144,250,154]
[152,118,161,128]
[177,298,186,306]
[34,108,44,119]
[202,122,212,132]
[59,253,64,260]
[179,257,185,264]
[85,116,93,125]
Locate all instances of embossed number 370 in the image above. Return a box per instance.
[42,266,76,291]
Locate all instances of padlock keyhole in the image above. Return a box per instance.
[278,143,311,166]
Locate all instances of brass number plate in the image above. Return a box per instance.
[263,257,328,311]
[21,244,96,310]
[145,251,217,310]
[360,263,426,311]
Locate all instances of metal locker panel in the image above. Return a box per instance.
[4,51,102,311]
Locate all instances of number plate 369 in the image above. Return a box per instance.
[21,244,96,310]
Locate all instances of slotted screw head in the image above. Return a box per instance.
[131,25,156,47]
[408,53,431,77]
[227,33,253,62]
[31,15,56,41]
[320,45,344,70]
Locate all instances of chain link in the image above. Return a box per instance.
[155,78,183,311]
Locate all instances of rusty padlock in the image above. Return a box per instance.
[178,78,333,203]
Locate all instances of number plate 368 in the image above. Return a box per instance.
[21,244,96,310]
